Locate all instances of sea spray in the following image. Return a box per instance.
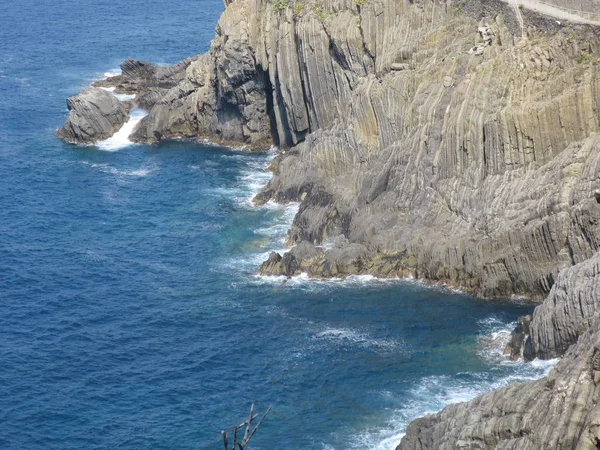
[96,108,148,151]
[345,315,558,450]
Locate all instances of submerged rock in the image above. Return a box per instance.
[56,87,128,144]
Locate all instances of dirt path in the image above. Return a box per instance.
[501,0,600,26]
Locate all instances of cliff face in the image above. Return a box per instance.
[128,0,600,299]
[398,321,600,450]
[398,253,600,450]
[523,250,600,360]
[56,0,600,446]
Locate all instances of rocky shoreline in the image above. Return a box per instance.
[58,0,600,447]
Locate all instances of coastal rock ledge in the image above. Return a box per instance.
[398,251,600,449]
[57,0,600,447]
[59,0,600,300]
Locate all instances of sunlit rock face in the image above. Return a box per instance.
[75,0,600,299]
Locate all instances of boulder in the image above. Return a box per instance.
[56,87,128,144]
[503,314,532,360]
[390,63,410,71]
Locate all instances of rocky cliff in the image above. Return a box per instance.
[60,0,600,300]
[398,320,600,450]
[128,0,600,299]
[397,252,600,450]
[57,0,600,447]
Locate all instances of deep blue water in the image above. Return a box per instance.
[0,1,552,449]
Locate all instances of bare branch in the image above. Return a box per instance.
[242,403,255,445]
[221,431,228,450]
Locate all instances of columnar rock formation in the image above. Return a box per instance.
[398,310,600,450]
[131,0,600,300]
[523,251,600,360]
[59,0,600,301]
[56,87,129,144]
[57,0,600,446]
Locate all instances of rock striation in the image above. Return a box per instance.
[93,57,198,110]
[57,0,600,446]
[58,0,600,298]
[56,87,129,144]
[398,310,600,450]
[523,251,600,360]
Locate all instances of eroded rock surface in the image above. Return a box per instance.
[59,0,600,298]
[93,57,198,110]
[398,312,600,450]
[523,251,600,360]
[56,87,128,144]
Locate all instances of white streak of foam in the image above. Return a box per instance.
[344,315,559,450]
[114,93,136,101]
[98,86,135,102]
[79,161,156,178]
[96,108,147,152]
[315,327,404,352]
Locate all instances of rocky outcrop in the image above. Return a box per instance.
[60,0,600,297]
[523,251,600,360]
[398,312,600,450]
[120,0,600,299]
[58,58,198,144]
[93,57,197,110]
[56,87,128,144]
[503,314,532,360]
[258,238,375,277]
[128,13,275,148]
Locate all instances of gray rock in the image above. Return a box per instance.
[93,57,196,95]
[503,314,532,360]
[524,251,600,360]
[390,63,410,71]
[442,75,455,87]
[56,87,128,144]
[398,313,600,450]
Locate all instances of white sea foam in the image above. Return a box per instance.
[79,161,156,178]
[98,86,135,101]
[114,93,136,101]
[252,272,413,290]
[96,108,148,151]
[103,71,121,78]
[341,315,559,450]
[315,327,404,352]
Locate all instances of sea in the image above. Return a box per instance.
[0,0,556,449]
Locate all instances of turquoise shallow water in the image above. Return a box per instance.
[0,1,554,449]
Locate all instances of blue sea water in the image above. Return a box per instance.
[0,1,554,449]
